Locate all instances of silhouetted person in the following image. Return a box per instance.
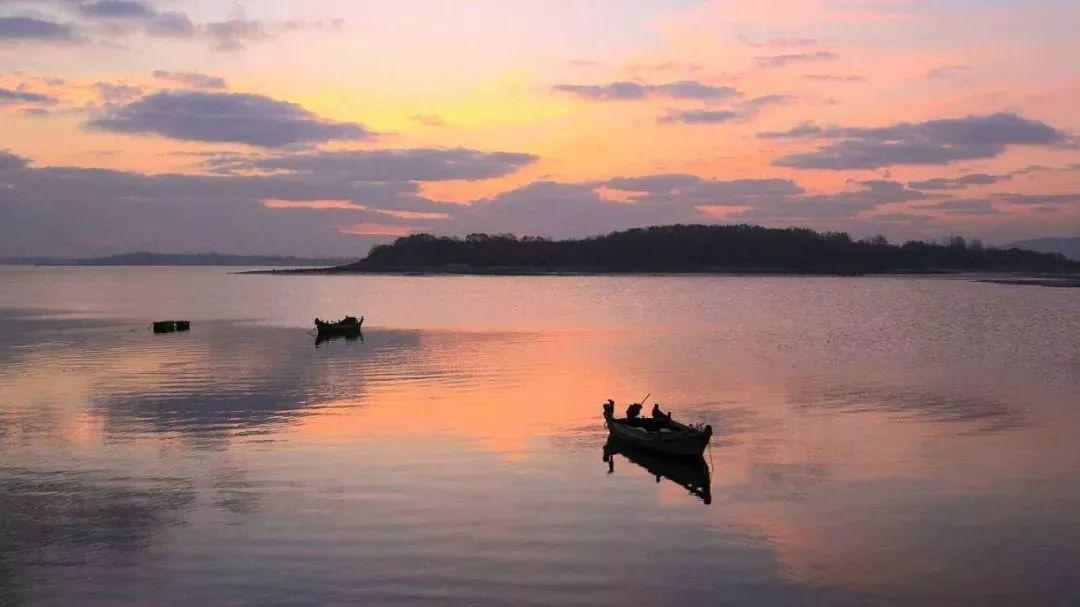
[651,403,672,420]
[602,399,615,419]
[626,403,642,419]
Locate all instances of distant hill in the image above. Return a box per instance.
[325,224,1078,274]
[1007,237,1080,261]
[1,252,357,267]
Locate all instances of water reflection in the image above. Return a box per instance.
[1,267,1078,606]
[603,439,712,504]
[314,330,363,347]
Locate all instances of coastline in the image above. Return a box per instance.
[241,266,1080,285]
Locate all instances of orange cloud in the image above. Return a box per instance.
[263,199,363,210]
[337,223,414,236]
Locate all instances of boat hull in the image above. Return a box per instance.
[315,324,361,336]
[315,317,363,336]
[605,418,711,457]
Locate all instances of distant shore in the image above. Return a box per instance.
[246,266,1080,284]
[975,278,1080,288]
[1,252,355,267]
[245,265,908,277]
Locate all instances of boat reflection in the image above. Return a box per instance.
[314,330,364,347]
[603,437,712,505]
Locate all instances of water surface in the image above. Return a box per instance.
[1,266,1078,605]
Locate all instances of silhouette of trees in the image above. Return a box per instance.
[348,224,1076,274]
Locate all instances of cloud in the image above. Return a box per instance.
[203,19,265,51]
[659,109,738,124]
[93,81,144,104]
[85,90,373,147]
[552,82,644,100]
[603,174,704,193]
[143,11,195,37]
[920,199,1002,215]
[0,143,538,253]
[907,174,1011,190]
[152,70,227,90]
[75,1,196,38]
[553,80,738,101]
[727,179,927,220]
[995,192,1080,205]
[604,174,803,205]
[756,51,837,68]
[0,148,521,255]
[450,176,921,237]
[765,113,1067,170]
[0,86,58,105]
[455,181,679,237]
[208,148,537,182]
[804,74,865,82]
[0,16,78,41]
[0,150,28,170]
[651,81,739,100]
[738,94,795,111]
[78,1,156,19]
[49,2,336,49]
[659,94,793,125]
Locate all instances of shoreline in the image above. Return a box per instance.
[241,266,1080,282]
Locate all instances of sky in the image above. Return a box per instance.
[0,0,1077,257]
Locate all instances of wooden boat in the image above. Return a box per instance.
[604,438,712,504]
[314,315,363,336]
[603,402,712,457]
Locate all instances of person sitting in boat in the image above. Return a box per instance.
[651,403,672,420]
[602,399,615,419]
[626,403,643,419]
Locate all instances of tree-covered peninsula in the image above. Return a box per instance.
[328,224,1077,275]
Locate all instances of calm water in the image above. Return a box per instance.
[1,266,1078,606]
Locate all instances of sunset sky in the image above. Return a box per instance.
[1,0,1077,257]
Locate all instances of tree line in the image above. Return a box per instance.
[341,224,1076,274]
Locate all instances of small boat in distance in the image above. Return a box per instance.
[602,400,712,457]
[152,320,190,333]
[314,315,363,336]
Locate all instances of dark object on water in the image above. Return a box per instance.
[314,331,363,346]
[314,315,364,336]
[603,400,712,457]
[604,438,711,504]
[152,320,190,333]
